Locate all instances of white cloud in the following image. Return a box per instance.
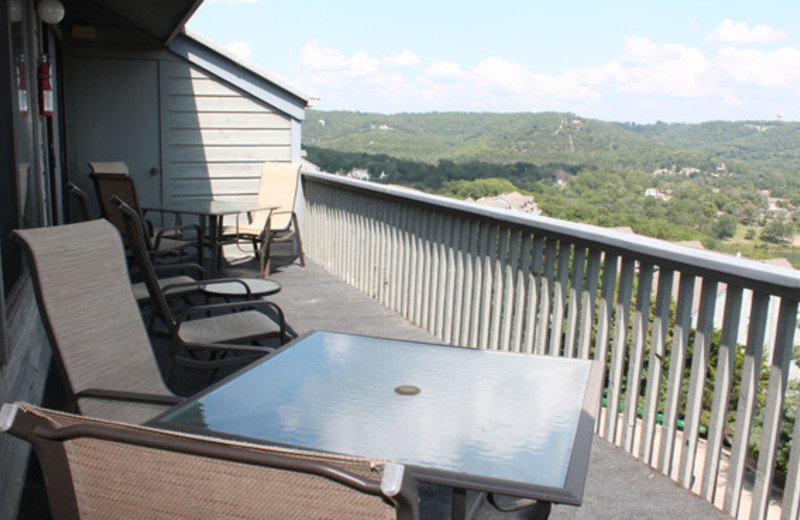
[708,19,788,44]
[427,61,464,78]
[225,41,251,61]
[293,32,800,121]
[383,50,421,67]
[717,46,800,89]
[300,41,379,76]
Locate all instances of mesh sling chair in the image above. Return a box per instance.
[68,180,202,307]
[222,161,305,276]
[13,220,280,424]
[1,402,420,520]
[112,197,289,378]
[88,161,200,261]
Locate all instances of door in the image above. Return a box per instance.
[69,57,162,214]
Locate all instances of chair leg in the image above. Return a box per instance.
[292,212,305,267]
[259,235,271,278]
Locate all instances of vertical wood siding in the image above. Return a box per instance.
[301,172,800,520]
[162,62,292,202]
[0,275,51,520]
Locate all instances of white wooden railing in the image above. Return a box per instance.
[300,170,800,520]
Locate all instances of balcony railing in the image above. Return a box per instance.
[300,170,800,520]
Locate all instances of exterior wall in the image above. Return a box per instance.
[0,274,50,520]
[161,60,293,202]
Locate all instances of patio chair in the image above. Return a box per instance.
[66,182,92,222]
[113,197,289,377]
[222,161,305,275]
[88,161,200,260]
[0,402,420,520]
[13,220,278,424]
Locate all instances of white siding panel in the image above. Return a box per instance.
[168,112,289,130]
[163,61,293,201]
[169,95,272,113]
[167,145,290,162]
[170,128,289,146]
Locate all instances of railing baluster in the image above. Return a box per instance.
[548,241,572,356]
[606,257,635,445]
[577,249,601,360]
[523,236,545,355]
[535,238,557,355]
[594,253,618,433]
[680,278,718,490]
[511,232,533,353]
[725,291,770,518]
[491,228,509,350]
[750,298,799,520]
[660,273,695,477]
[451,216,467,345]
[443,214,458,344]
[702,286,743,504]
[623,262,653,456]
[640,267,674,465]
[460,220,477,347]
[564,246,587,359]
[479,225,497,350]
[501,229,521,352]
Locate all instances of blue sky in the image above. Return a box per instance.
[187,0,800,123]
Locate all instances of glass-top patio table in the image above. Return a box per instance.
[143,200,277,275]
[151,331,603,519]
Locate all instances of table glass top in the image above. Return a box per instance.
[145,199,276,216]
[159,331,594,491]
[198,278,281,297]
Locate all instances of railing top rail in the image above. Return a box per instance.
[301,170,800,296]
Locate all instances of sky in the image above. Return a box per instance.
[186,0,800,123]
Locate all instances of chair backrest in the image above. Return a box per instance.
[88,162,147,246]
[1,402,419,520]
[66,182,92,222]
[112,197,179,333]
[12,220,174,424]
[256,162,302,230]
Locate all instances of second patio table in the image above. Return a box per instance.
[144,200,277,275]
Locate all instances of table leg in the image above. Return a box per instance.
[196,216,207,271]
[209,215,221,276]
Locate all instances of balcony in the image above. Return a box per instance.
[15,169,800,519]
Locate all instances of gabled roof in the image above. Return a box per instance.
[169,29,314,122]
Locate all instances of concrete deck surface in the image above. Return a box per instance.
[18,252,734,519]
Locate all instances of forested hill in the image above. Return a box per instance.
[303,110,800,184]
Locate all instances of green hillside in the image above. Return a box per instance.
[304,110,800,184]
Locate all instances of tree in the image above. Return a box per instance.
[761,219,795,243]
[712,215,738,239]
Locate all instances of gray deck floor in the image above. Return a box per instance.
[232,256,733,519]
[15,251,735,520]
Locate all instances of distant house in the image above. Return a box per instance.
[347,168,371,181]
[644,188,672,201]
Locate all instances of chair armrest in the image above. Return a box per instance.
[174,300,288,344]
[153,223,202,250]
[172,343,276,371]
[153,262,207,279]
[74,389,184,406]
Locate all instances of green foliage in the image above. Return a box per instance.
[761,219,795,243]
[438,178,521,199]
[306,110,800,186]
[712,215,738,239]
